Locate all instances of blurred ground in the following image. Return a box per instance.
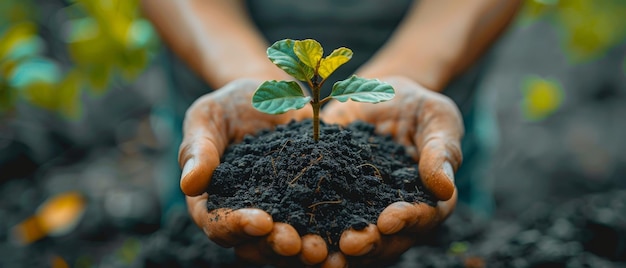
[1,0,626,267]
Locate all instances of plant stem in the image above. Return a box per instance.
[311,75,321,142]
[312,101,320,141]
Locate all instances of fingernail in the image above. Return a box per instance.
[442,161,454,183]
[181,158,196,181]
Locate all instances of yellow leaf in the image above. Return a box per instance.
[37,191,86,237]
[118,50,148,80]
[293,39,323,69]
[521,76,564,121]
[23,82,57,110]
[86,63,113,93]
[318,47,353,79]
[0,22,37,59]
[12,191,87,244]
[57,70,82,119]
[556,0,626,62]
[51,255,69,268]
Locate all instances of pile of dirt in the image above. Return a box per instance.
[206,119,437,249]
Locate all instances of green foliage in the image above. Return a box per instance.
[253,39,395,141]
[520,75,564,121]
[267,39,314,81]
[253,80,311,114]
[519,0,626,62]
[0,0,158,118]
[331,75,395,103]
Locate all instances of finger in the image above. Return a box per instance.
[434,187,458,222]
[187,195,274,247]
[267,223,302,256]
[415,96,463,201]
[339,224,380,256]
[321,251,348,268]
[299,234,328,265]
[376,201,438,235]
[179,95,228,196]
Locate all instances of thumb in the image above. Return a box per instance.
[414,96,463,201]
[178,95,229,196]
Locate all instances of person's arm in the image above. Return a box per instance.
[140,0,290,89]
[358,0,522,91]
[141,2,331,266]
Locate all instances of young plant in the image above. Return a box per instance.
[252,39,395,141]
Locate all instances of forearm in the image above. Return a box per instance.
[357,0,522,91]
[141,0,289,88]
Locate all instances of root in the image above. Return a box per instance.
[265,139,292,156]
[289,167,308,185]
[278,139,291,154]
[398,189,405,201]
[289,153,323,185]
[271,157,277,176]
[357,163,382,180]
[306,212,316,224]
[308,199,342,209]
[315,175,326,193]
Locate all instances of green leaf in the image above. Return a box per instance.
[318,47,352,79]
[331,75,395,103]
[267,39,314,81]
[8,57,61,88]
[253,80,311,114]
[293,39,323,69]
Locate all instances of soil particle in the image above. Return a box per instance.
[206,119,436,249]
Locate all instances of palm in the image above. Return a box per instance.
[181,78,343,266]
[322,76,463,262]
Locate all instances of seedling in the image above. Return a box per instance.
[252,39,395,141]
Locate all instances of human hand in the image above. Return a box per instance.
[180,79,335,266]
[322,75,463,265]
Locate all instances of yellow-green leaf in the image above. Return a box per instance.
[520,75,564,121]
[267,39,314,81]
[293,39,323,69]
[0,22,38,59]
[318,47,353,79]
[57,70,82,119]
[86,63,112,93]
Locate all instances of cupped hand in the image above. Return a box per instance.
[180,78,334,266]
[322,76,464,265]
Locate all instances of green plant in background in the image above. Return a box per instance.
[0,0,157,118]
[520,0,626,62]
[520,75,564,121]
[252,39,395,141]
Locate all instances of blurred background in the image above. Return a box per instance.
[1,0,625,267]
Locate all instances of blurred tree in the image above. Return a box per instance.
[517,0,626,122]
[0,0,157,119]
[520,0,626,62]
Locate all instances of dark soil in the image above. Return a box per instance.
[390,189,626,268]
[206,119,437,249]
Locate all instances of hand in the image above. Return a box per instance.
[180,79,332,266]
[322,76,463,265]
